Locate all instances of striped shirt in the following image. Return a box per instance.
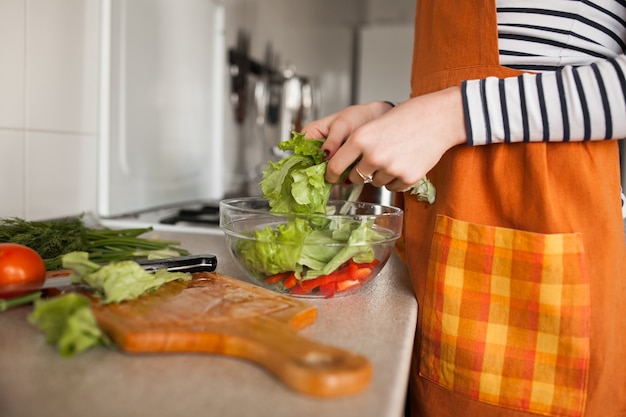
[462,0,626,217]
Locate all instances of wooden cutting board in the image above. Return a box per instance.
[80,271,372,397]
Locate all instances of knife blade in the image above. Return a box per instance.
[41,254,218,291]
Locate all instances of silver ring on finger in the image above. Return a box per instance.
[355,166,374,184]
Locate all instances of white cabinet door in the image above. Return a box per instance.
[98,0,226,217]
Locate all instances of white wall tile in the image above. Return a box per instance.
[0,129,25,218]
[0,0,25,129]
[26,0,99,134]
[25,131,97,220]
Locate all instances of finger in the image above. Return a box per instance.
[322,118,353,158]
[369,171,395,188]
[353,165,375,185]
[325,141,362,184]
[384,177,414,193]
[301,119,331,140]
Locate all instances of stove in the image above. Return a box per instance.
[97,201,224,235]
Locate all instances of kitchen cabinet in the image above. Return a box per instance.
[0,228,417,417]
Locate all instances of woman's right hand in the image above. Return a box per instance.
[314,86,466,191]
[301,101,395,159]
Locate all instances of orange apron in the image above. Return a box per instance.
[400,1,626,416]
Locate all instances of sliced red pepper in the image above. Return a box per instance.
[347,260,373,281]
[283,272,297,289]
[290,270,345,295]
[352,266,373,281]
[263,271,291,285]
[319,282,336,298]
[336,279,361,292]
[290,274,335,294]
[348,261,358,277]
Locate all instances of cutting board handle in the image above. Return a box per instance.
[230,316,372,397]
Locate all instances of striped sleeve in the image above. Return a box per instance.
[462,55,626,145]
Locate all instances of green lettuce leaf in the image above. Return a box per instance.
[278,132,325,164]
[235,217,311,277]
[301,219,385,278]
[62,252,191,304]
[260,132,331,214]
[28,293,112,358]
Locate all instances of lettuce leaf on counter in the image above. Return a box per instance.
[62,252,191,304]
[28,293,112,358]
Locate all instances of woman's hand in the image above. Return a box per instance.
[323,86,467,191]
[302,100,395,155]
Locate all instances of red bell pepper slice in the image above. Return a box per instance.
[336,279,361,292]
[263,271,291,285]
[319,282,336,298]
[283,273,297,289]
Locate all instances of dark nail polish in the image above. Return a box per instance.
[322,149,330,161]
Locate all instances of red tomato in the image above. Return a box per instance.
[0,243,46,297]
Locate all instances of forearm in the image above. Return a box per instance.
[463,55,626,145]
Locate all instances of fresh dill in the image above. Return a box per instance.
[0,216,189,270]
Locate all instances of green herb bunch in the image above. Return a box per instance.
[0,216,188,270]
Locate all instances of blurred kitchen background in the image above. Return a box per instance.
[0,0,416,222]
[1,0,624,225]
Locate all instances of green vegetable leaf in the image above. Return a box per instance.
[62,251,101,281]
[261,132,331,214]
[278,132,325,164]
[408,177,436,204]
[235,218,310,277]
[62,252,191,304]
[291,164,333,207]
[302,219,383,278]
[28,293,112,358]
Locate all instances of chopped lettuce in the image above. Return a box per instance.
[28,293,112,358]
[62,251,191,304]
[236,215,389,280]
[235,217,311,277]
[300,219,385,278]
[260,132,332,215]
[409,176,436,204]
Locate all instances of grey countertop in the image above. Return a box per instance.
[0,228,417,417]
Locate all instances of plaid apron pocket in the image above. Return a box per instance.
[419,215,590,417]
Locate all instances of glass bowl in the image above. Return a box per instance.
[219,197,403,298]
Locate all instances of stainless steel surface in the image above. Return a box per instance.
[0,229,417,417]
